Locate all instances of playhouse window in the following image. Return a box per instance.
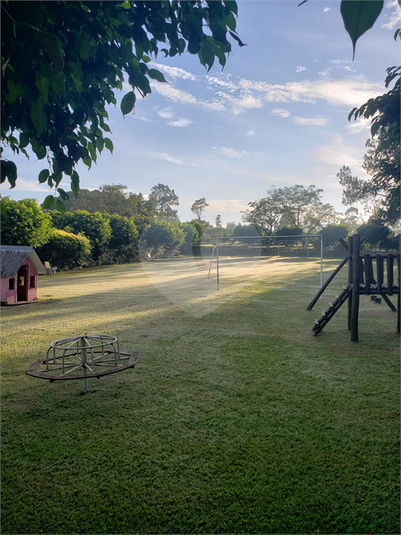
[9,278,15,291]
[30,276,36,288]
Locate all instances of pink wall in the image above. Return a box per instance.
[1,258,38,304]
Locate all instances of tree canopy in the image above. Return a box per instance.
[149,183,179,220]
[342,55,401,226]
[191,197,209,221]
[243,185,339,235]
[1,0,243,207]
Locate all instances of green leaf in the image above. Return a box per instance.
[55,199,66,213]
[19,132,30,149]
[199,45,214,72]
[148,69,167,83]
[1,160,17,187]
[120,91,136,114]
[229,31,247,47]
[35,31,64,75]
[135,73,151,96]
[224,1,238,15]
[71,170,80,197]
[96,136,105,152]
[340,0,384,59]
[38,169,50,183]
[43,195,55,209]
[104,138,114,153]
[30,103,47,135]
[57,188,69,200]
[87,141,97,161]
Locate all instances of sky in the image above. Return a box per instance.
[1,0,401,226]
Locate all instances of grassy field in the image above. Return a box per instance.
[1,253,400,534]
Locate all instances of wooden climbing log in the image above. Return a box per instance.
[397,246,401,334]
[348,236,353,331]
[364,254,371,293]
[351,234,360,342]
[306,256,348,310]
[387,254,394,296]
[377,254,384,294]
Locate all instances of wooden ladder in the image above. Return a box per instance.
[312,284,352,336]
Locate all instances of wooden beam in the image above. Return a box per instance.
[351,234,360,342]
[307,256,348,310]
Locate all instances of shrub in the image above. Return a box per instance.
[0,197,52,247]
[37,229,91,270]
[140,221,185,258]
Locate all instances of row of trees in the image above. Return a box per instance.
[0,184,208,269]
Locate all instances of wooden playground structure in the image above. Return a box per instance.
[308,234,400,341]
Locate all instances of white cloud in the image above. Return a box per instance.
[346,117,370,134]
[0,178,47,193]
[147,151,184,165]
[158,107,174,119]
[296,66,307,73]
[323,7,330,12]
[246,130,255,136]
[382,0,401,29]
[271,108,290,118]
[150,62,198,82]
[168,118,193,127]
[153,84,198,105]
[153,68,383,117]
[313,133,364,168]
[206,199,250,214]
[158,106,192,127]
[213,147,249,158]
[294,116,328,126]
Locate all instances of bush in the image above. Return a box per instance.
[0,197,52,247]
[51,210,111,263]
[321,224,349,248]
[357,222,397,250]
[140,221,185,258]
[108,214,139,263]
[37,229,91,270]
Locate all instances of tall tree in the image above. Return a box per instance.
[242,186,284,235]
[243,185,335,235]
[1,1,243,206]
[191,197,209,221]
[344,59,400,225]
[149,183,179,220]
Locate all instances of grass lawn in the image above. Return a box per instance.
[1,254,399,534]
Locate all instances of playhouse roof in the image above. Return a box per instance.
[0,246,46,278]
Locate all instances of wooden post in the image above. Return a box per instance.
[387,254,394,296]
[364,254,371,294]
[397,234,401,334]
[350,234,360,342]
[347,236,353,331]
[307,256,348,311]
[377,254,384,295]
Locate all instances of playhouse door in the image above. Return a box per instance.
[17,265,28,302]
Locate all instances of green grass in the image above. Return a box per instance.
[1,256,399,534]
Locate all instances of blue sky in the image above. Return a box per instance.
[1,0,400,225]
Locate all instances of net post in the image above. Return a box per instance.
[216,238,220,290]
[320,235,323,289]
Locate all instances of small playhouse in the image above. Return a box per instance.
[1,245,46,305]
